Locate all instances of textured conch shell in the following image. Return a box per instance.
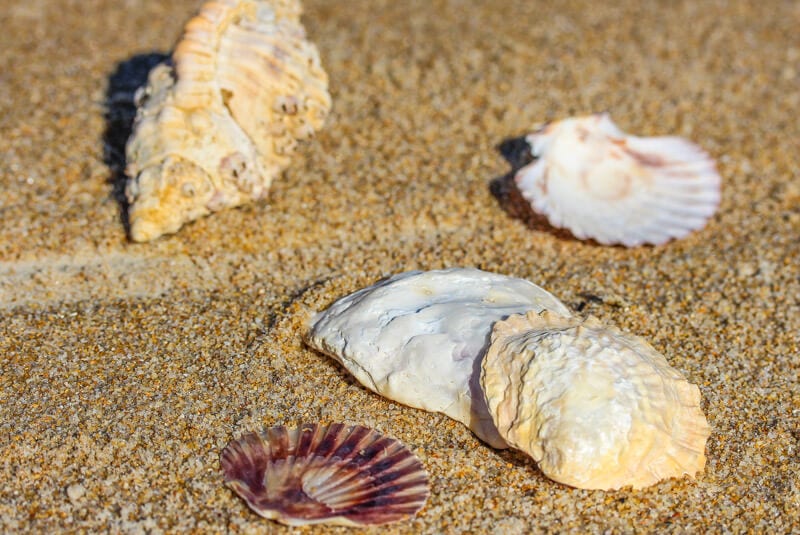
[124,0,331,241]
[220,423,429,526]
[515,113,721,246]
[305,268,571,448]
[481,310,710,490]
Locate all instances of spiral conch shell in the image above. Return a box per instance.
[515,113,721,246]
[306,268,572,448]
[124,0,331,241]
[481,310,710,490]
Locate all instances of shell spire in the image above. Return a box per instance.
[514,113,721,246]
[124,0,331,242]
[481,310,711,490]
[171,0,258,109]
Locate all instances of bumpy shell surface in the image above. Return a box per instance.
[220,423,429,526]
[305,268,571,448]
[124,0,331,241]
[515,113,721,246]
[481,310,710,490]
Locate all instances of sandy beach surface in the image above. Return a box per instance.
[1,0,798,532]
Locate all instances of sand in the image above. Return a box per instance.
[1,0,798,532]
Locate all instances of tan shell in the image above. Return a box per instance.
[124,0,331,241]
[220,423,429,526]
[515,113,721,246]
[481,310,710,490]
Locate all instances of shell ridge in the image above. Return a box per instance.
[172,0,257,106]
[215,12,330,161]
[221,432,272,501]
[290,424,325,472]
[285,425,337,488]
[232,28,313,82]
[313,463,428,511]
[509,345,540,452]
[302,428,385,498]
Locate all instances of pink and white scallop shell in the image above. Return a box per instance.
[220,423,430,526]
[124,0,331,241]
[481,310,711,490]
[514,113,721,246]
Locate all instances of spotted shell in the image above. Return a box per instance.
[220,423,429,526]
[514,113,721,246]
[124,0,331,241]
[481,310,711,490]
[305,268,571,448]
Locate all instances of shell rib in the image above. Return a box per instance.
[481,310,711,490]
[514,113,721,246]
[124,0,331,241]
[305,268,571,448]
[220,423,429,526]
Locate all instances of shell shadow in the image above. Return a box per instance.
[494,444,540,471]
[467,329,509,449]
[489,136,582,243]
[102,52,169,238]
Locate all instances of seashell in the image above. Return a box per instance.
[220,423,429,526]
[305,268,572,448]
[514,113,721,246]
[124,0,331,241]
[481,310,711,490]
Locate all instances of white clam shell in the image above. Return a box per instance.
[481,310,711,490]
[124,0,331,241]
[305,268,571,448]
[515,113,721,246]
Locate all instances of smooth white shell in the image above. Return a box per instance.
[124,0,331,241]
[515,113,721,246]
[481,310,711,490]
[305,268,571,448]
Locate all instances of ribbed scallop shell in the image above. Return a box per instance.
[481,310,710,490]
[514,113,721,246]
[305,268,572,448]
[124,0,331,241]
[220,423,429,526]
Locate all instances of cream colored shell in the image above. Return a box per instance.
[305,268,571,448]
[481,310,710,490]
[515,113,721,246]
[124,0,331,241]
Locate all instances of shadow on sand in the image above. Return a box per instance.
[102,52,169,237]
[488,135,577,242]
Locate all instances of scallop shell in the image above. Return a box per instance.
[514,113,721,246]
[124,0,331,241]
[481,310,710,490]
[305,268,571,448]
[220,423,429,526]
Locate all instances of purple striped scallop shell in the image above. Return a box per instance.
[220,423,430,526]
